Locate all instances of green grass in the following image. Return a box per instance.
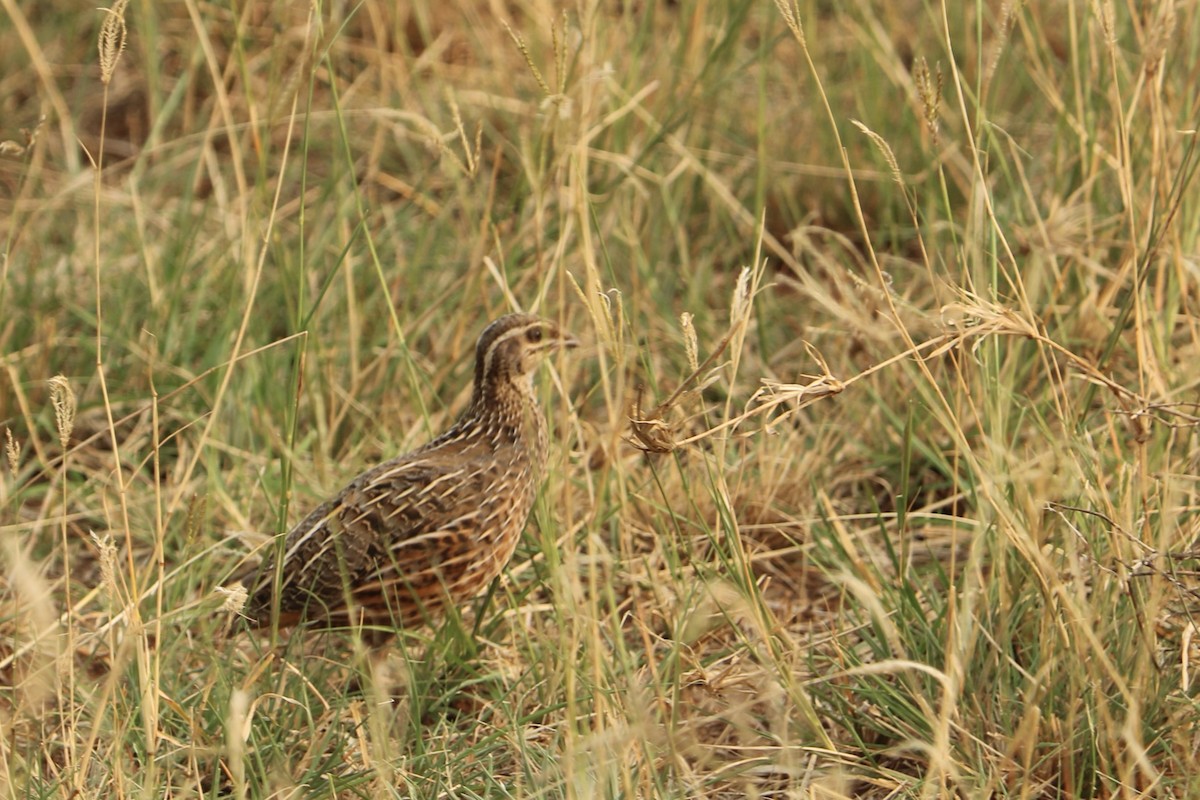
[2,0,1200,797]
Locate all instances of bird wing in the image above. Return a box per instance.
[245,449,493,623]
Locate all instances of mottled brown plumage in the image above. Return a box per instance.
[244,313,577,629]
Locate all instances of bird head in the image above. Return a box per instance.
[474,313,578,393]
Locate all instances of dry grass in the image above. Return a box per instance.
[2,0,1200,797]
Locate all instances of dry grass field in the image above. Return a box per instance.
[2,0,1199,797]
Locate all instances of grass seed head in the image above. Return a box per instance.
[4,427,17,477]
[48,376,76,451]
[98,0,129,85]
[89,531,119,603]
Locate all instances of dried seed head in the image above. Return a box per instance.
[99,0,129,86]
[681,313,699,373]
[90,531,119,602]
[914,57,943,147]
[851,119,903,188]
[3,539,60,671]
[4,428,17,477]
[730,266,752,326]
[0,116,45,157]
[1095,0,1117,48]
[216,584,248,614]
[773,0,806,47]
[503,22,551,96]
[48,375,76,450]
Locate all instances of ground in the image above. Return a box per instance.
[2,1,1199,797]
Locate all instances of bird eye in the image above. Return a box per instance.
[526,327,543,343]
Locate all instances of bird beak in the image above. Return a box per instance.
[561,333,580,349]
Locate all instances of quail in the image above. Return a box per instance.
[244,313,577,629]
